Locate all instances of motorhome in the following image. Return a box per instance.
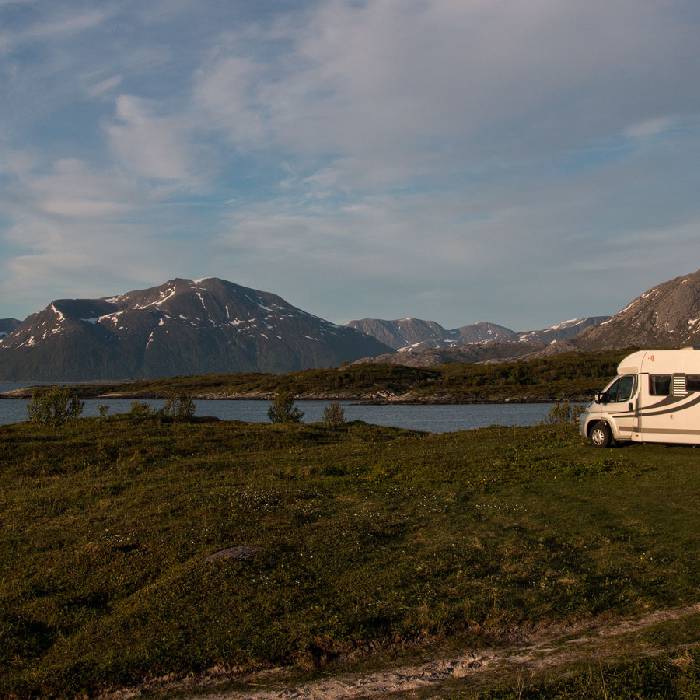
[581,347,700,447]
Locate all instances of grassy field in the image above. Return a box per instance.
[1,414,699,697]
[7,349,630,403]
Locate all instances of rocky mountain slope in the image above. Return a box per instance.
[518,316,610,345]
[348,317,518,352]
[578,270,700,349]
[0,319,20,339]
[347,318,519,351]
[349,316,609,351]
[355,341,545,367]
[348,316,610,364]
[347,318,454,350]
[0,278,391,380]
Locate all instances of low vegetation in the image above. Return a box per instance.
[267,391,304,424]
[22,349,630,403]
[1,415,699,697]
[322,400,346,428]
[26,387,84,426]
[161,392,197,421]
[543,400,587,425]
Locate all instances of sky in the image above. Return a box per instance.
[1,0,700,330]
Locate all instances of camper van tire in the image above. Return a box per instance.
[590,421,613,448]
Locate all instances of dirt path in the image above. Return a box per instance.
[193,603,700,700]
[105,602,700,700]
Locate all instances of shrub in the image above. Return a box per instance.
[322,401,346,428]
[268,391,304,424]
[98,404,110,419]
[162,393,196,421]
[544,401,586,425]
[128,401,156,421]
[27,387,84,426]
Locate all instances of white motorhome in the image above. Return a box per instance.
[581,348,700,447]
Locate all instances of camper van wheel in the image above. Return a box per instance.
[590,421,613,448]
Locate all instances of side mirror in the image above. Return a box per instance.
[594,392,606,404]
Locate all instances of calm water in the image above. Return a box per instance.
[0,381,557,433]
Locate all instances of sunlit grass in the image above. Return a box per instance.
[1,416,698,696]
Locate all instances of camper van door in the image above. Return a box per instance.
[605,374,638,437]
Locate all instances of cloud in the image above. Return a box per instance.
[2,0,700,327]
[193,56,266,146]
[0,216,172,310]
[624,116,678,140]
[192,0,700,189]
[0,7,113,53]
[0,153,190,310]
[25,158,141,218]
[86,74,122,99]
[105,95,195,181]
[211,114,700,327]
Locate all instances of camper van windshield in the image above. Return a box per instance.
[606,374,635,402]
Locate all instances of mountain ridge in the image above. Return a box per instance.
[577,270,700,349]
[348,315,610,353]
[3,267,699,379]
[0,278,391,380]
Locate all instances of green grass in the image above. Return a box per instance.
[22,349,630,402]
[464,649,700,699]
[1,416,699,697]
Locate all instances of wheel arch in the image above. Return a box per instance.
[587,417,617,439]
[586,419,604,437]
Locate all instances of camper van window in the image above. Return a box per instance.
[606,374,635,402]
[686,375,700,392]
[649,375,672,396]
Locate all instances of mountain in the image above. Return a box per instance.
[347,318,450,350]
[355,340,544,367]
[347,315,610,364]
[578,270,700,349]
[517,316,610,344]
[0,319,21,339]
[457,322,518,344]
[347,318,518,352]
[0,278,391,380]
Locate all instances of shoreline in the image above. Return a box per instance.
[0,390,588,404]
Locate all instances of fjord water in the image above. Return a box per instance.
[0,382,558,432]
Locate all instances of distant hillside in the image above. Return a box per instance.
[578,269,700,349]
[346,318,517,351]
[349,315,610,367]
[518,316,610,344]
[0,279,390,380]
[347,318,453,350]
[0,319,21,339]
[354,341,544,367]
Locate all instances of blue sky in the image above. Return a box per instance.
[1,0,700,329]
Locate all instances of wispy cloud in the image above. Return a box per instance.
[624,116,678,140]
[85,74,122,99]
[0,152,190,310]
[105,95,195,182]
[1,0,700,326]
[191,1,700,190]
[0,7,113,53]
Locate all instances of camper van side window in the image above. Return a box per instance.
[649,375,672,396]
[686,375,700,392]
